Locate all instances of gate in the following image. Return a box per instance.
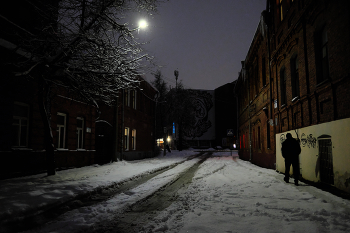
[318,137,334,185]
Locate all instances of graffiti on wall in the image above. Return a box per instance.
[280,133,317,149]
[184,90,213,139]
[280,134,286,145]
[301,133,317,148]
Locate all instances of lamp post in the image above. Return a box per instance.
[137,19,148,33]
[174,69,179,150]
[174,69,179,90]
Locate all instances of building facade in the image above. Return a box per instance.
[0,1,157,178]
[236,18,276,169]
[96,78,157,162]
[237,0,350,192]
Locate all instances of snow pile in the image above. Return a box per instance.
[142,152,350,233]
[0,150,196,221]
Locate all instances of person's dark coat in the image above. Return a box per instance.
[282,137,301,160]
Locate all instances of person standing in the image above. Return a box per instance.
[281,133,301,185]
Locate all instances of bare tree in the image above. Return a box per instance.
[166,81,196,151]
[11,0,163,175]
[151,70,168,139]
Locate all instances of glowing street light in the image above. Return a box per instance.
[138,19,148,30]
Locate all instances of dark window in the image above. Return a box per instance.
[316,26,330,83]
[288,12,295,28]
[255,61,259,95]
[280,67,287,105]
[12,103,29,147]
[253,128,256,149]
[262,57,267,86]
[258,126,261,150]
[291,55,300,98]
[131,90,136,109]
[267,121,271,149]
[77,117,84,149]
[57,113,66,148]
[124,90,129,106]
[278,31,283,45]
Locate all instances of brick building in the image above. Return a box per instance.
[237,0,350,192]
[0,1,157,178]
[236,16,276,169]
[96,77,157,163]
[0,0,97,178]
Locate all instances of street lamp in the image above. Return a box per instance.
[138,19,148,33]
[174,69,179,90]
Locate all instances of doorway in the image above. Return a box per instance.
[318,136,334,185]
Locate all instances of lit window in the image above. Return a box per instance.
[280,0,284,21]
[57,113,66,149]
[12,102,29,147]
[132,129,136,150]
[124,127,129,151]
[77,117,84,149]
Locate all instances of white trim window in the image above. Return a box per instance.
[57,113,66,149]
[124,127,129,151]
[124,90,130,107]
[77,117,84,149]
[131,90,137,109]
[12,102,29,147]
[132,129,136,150]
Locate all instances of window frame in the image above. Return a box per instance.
[279,0,284,22]
[124,90,130,107]
[12,102,29,147]
[124,127,130,151]
[280,67,287,106]
[57,112,67,149]
[131,129,136,150]
[262,56,267,86]
[290,54,300,98]
[77,117,84,149]
[131,90,137,109]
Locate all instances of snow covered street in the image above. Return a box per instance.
[1,150,350,233]
[141,152,350,233]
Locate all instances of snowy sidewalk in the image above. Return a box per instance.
[0,150,197,224]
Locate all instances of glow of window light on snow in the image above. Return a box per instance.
[138,19,148,29]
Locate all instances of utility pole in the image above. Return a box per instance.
[174,69,179,150]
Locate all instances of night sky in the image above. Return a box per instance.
[135,0,267,90]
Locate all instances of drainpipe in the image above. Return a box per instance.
[113,101,118,162]
[264,7,273,150]
[234,80,239,150]
[120,89,124,161]
[246,62,252,162]
[302,15,312,125]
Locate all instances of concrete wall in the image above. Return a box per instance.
[276,118,350,193]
